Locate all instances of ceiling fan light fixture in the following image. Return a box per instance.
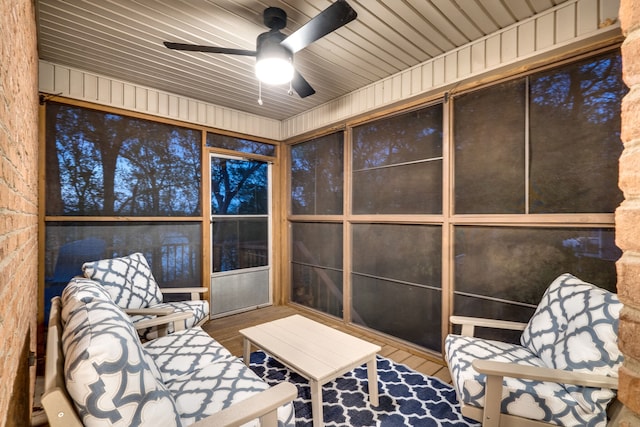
[255,56,294,85]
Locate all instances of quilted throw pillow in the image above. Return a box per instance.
[83,252,163,309]
[520,273,623,376]
[61,296,181,426]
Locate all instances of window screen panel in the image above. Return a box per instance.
[352,105,443,215]
[291,132,344,215]
[45,103,201,216]
[529,51,625,213]
[352,223,441,287]
[454,226,619,307]
[291,222,343,317]
[292,264,343,317]
[291,222,343,269]
[352,275,442,352]
[44,221,202,319]
[212,218,268,272]
[352,106,443,170]
[352,161,442,214]
[211,158,268,215]
[352,223,442,351]
[45,221,202,285]
[454,79,526,214]
[207,133,276,156]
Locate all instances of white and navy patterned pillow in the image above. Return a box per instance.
[83,252,163,309]
[61,295,180,426]
[520,273,623,376]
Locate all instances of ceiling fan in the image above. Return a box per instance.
[163,0,357,101]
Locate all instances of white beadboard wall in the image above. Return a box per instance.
[283,0,621,139]
[39,0,620,142]
[38,60,283,140]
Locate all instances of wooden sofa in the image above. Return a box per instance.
[42,277,297,427]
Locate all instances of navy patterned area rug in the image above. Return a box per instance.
[249,351,480,427]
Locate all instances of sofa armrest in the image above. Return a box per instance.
[134,311,194,336]
[189,382,298,427]
[450,315,527,337]
[125,307,174,316]
[161,287,208,301]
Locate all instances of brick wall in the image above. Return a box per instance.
[0,0,40,426]
[619,0,640,425]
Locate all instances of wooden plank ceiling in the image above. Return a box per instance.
[37,0,570,121]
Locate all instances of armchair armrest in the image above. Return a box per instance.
[161,287,208,301]
[472,359,618,427]
[189,382,298,427]
[134,311,194,337]
[125,307,174,316]
[472,359,618,389]
[450,315,527,337]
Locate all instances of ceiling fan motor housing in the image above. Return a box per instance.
[256,30,292,63]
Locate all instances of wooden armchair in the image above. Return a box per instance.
[445,274,623,427]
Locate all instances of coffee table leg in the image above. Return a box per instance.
[242,337,251,367]
[367,356,379,406]
[310,380,324,427]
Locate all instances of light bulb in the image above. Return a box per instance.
[255,57,294,85]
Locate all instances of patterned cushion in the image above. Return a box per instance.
[143,327,235,383]
[163,357,295,427]
[520,273,623,377]
[83,252,163,309]
[61,277,113,306]
[61,295,181,426]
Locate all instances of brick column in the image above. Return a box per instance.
[0,0,39,425]
[618,1,640,425]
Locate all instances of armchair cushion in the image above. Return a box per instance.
[520,273,623,376]
[445,334,607,426]
[83,252,163,309]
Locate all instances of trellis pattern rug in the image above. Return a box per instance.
[250,351,480,427]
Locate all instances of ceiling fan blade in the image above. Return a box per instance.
[164,42,256,56]
[291,70,316,98]
[281,0,357,54]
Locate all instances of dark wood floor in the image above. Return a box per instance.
[201,304,452,384]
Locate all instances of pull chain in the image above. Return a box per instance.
[258,80,263,105]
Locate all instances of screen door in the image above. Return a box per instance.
[210,154,272,317]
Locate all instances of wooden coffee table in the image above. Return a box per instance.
[240,314,381,427]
